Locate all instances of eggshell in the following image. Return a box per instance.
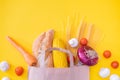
[2,77,10,80]
[0,61,10,72]
[99,68,110,78]
[68,38,78,48]
[110,74,120,80]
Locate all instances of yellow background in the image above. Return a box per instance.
[0,0,120,80]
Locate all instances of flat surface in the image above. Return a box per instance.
[0,0,120,80]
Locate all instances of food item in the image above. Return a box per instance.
[66,16,71,45]
[80,38,88,46]
[32,32,46,57]
[46,47,74,67]
[103,50,111,58]
[6,36,37,66]
[68,38,78,48]
[77,46,98,66]
[53,39,68,68]
[111,61,119,69]
[67,55,75,64]
[0,61,10,72]
[76,17,84,40]
[110,74,120,80]
[2,77,10,80]
[32,29,54,67]
[15,66,24,76]
[99,68,110,78]
[86,24,93,40]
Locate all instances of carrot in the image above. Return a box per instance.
[6,36,37,66]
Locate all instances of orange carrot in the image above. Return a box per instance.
[6,36,37,66]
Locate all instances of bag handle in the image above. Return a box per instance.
[46,47,74,67]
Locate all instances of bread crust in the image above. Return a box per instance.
[32,29,54,67]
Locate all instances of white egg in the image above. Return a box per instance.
[2,77,10,80]
[99,68,110,78]
[110,74,120,80]
[0,61,10,72]
[68,38,78,48]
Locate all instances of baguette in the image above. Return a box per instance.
[32,29,54,67]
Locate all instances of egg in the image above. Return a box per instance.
[0,61,10,72]
[99,68,110,78]
[110,74,120,80]
[68,38,78,48]
[2,77,10,80]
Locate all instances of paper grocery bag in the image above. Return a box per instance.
[28,66,89,80]
[28,48,89,80]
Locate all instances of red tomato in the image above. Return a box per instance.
[15,66,24,76]
[80,38,88,46]
[111,61,119,69]
[67,56,75,64]
[103,50,111,58]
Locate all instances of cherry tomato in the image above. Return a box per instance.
[80,38,88,46]
[103,50,111,58]
[111,61,119,69]
[67,56,75,64]
[15,66,24,76]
